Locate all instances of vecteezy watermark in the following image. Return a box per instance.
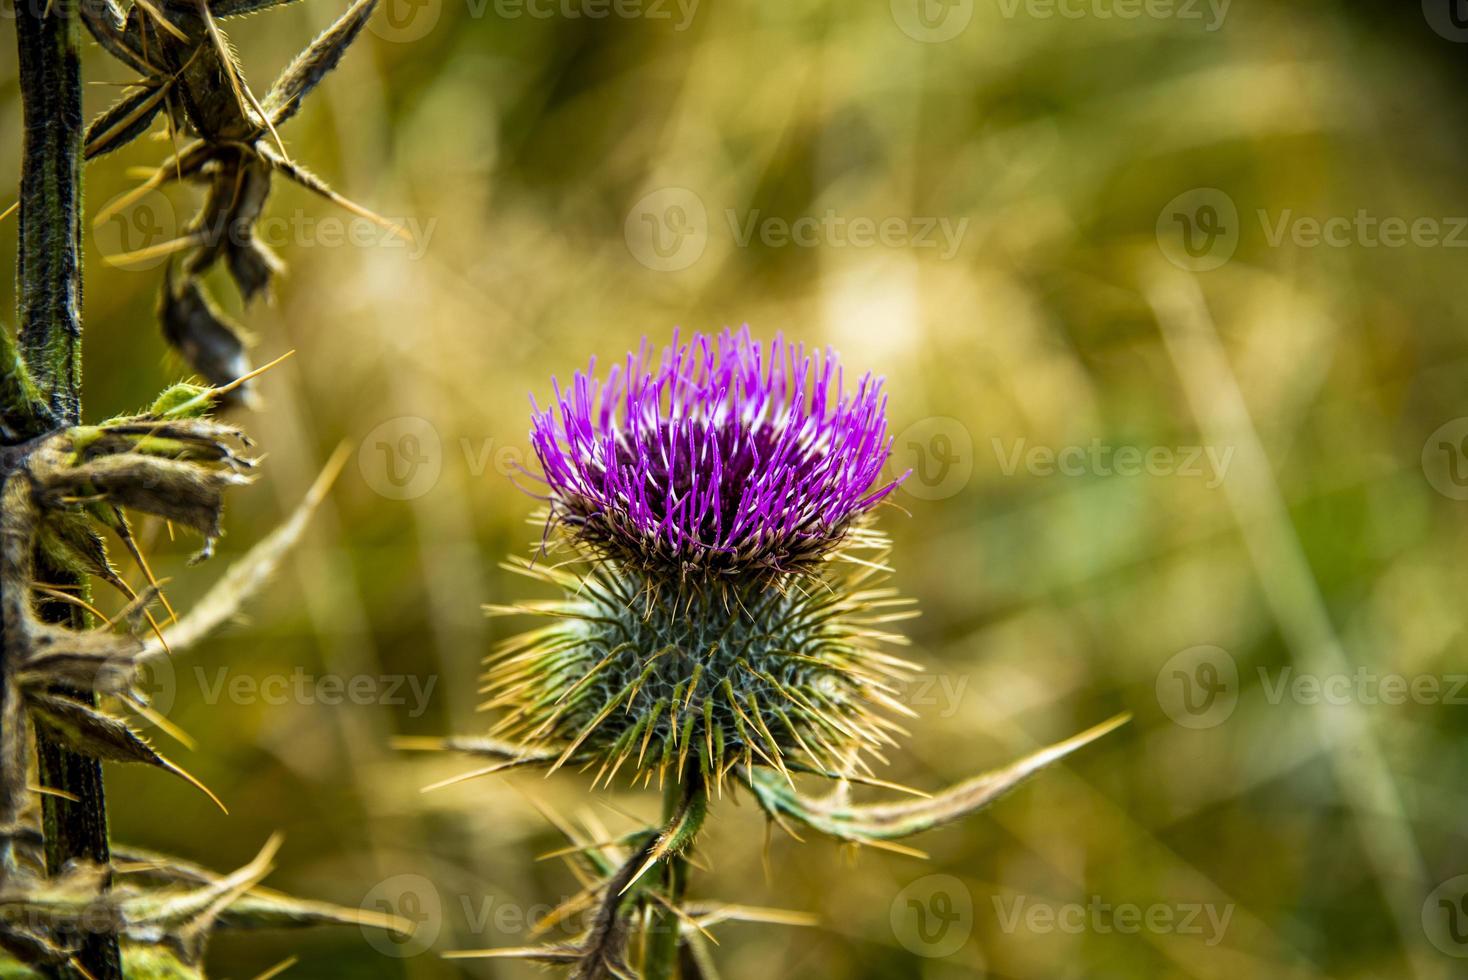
[193,667,438,718]
[127,654,178,730]
[357,416,527,501]
[816,672,969,718]
[1257,668,1468,708]
[363,874,443,957]
[1158,646,1468,729]
[1422,417,1468,501]
[369,0,696,43]
[992,438,1233,488]
[92,188,179,272]
[726,210,968,260]
[1423,0,1468,43]
[891,875,975,958]
[0,900,121,944]
[995,0,1229,31]
[1257,210,1468,250]
[1158,188,1468,271]
[1156,645,1239,729]
[360,417,444,500]
[1156,188,1240,272]
[361,874,602,959]
[1424,875,1468,958]
[890,0,974,43]
[623,188,969,271]
[992,894,1234,946]
[93,194,435,271]
[893,674,970,718]
[890,416,975,502]
[624,187,708,272]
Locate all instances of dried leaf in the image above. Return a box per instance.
[741,713,1130,844]
[85,84,170,159]
[262,0,379,128]
[111,846,410,934]
[24,693,225,813]
[159,268,254,400]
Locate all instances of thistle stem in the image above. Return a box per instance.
[12,4,122,977]
[14,0,83,425]
[645,776,702,980]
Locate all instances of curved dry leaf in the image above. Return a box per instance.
[741,713,1131,844]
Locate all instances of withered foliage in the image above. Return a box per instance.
[80,0,389,404]
[5,0,411,973]
[0,386,401,976]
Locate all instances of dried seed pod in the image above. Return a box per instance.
[80,0,386,407]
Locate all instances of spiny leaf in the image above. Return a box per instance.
[24,693,227,813]
[85,83,170,159]
[111,846,411,934]
[741,713,1131,844]
[262,0,378,127]
[621,778,708,896]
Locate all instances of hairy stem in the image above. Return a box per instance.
[15,0,84,425]
[12,4,122,977]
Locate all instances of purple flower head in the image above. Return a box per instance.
[529,328,903,580]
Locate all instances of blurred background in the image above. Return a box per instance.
[5,1,1468,976]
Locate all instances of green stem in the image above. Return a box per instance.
[645,777,702,980]
[12,4,122,978]
[14,0,84,426]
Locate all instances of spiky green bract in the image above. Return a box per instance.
[484,531,919,790]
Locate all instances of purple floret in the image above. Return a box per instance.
[528,327,902,579]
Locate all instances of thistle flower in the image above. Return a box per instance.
[488,329,915,791]
[529,328,901,582]
[420,328,1128,978]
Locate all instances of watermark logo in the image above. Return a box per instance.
[1156,188,1239,272]
[994,0,1229,30]
[126,654,177,732]
[193,667,437,717]
[369,0,696,38]
[993,894,1232,945]
[890,0,973,42]
[819,672,969,717]
[891,874,973,958]
[1424,0,1468,42]
[726,209,968,259]
[625,190,969,270]
[362,874,442,957]
[892,417,974,501]
[359,417,444,500]
[93,189,178,272]
[370,0,442,41]
[1161,188,1468,268]
[1258,667,1468,708]
[1422,418,1468,501]
[1156,645,1238,729]
[625,187,708,271]
[1424,875,1468,957]
[1258,210,1468,249]
[992,438,1232,487]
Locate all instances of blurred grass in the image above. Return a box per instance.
[5,2,1468,977]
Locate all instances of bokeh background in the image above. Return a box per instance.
[5,1,1468,976]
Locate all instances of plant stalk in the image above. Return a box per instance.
[13,3,123,977]
[645,777,699,980]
